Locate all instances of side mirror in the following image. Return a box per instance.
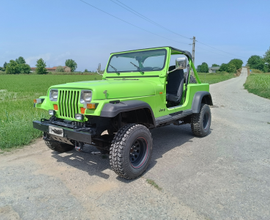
[175,57,188,69]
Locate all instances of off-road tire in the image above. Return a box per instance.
[109,124,153,179]
[45,140,74,153]
[191,103,211,137]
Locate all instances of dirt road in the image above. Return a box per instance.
[1,68,270,219]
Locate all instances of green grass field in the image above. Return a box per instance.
[0,74,102,150]
[0,72,235,150]
[244,73,270,99]
[198,71,236,84]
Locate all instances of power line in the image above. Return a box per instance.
[110,0,247,60]
[196,40,246,59]
[78,0,189,45]
[110,0,190,40]
[78,0,246,60]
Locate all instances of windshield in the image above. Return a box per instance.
[107,49,166,73]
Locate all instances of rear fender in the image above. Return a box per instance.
[192,92,213,113]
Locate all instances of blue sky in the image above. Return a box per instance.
[1,0,269,71]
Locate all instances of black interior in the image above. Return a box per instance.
[166,65,185,106]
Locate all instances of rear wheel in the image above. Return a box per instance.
[191,104,211,137]
[109,124,153,179]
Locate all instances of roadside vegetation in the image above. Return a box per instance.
[244,72,270,99]
[243,47,270,99]
[198,71,236,84]
[0,74,102,150]
[196,58,243,84]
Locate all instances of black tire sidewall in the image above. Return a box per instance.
[199,104,211,136]
[122,125,152,178]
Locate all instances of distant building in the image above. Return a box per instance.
[31,66,71,72]
[209,66,220,73]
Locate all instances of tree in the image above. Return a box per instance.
[3,62,7,71]
[263,47,270,72]
[18,63,31,74]
[36,58,48,74]
[16,56,26,64]
[84,69,88,72]
[219,63,236,73]
[200,62,209,73]
[247,55,266,72]
[227,63,236,73]
[65,59,77,72]
[197,65,201,72]
[212,64,219,67]
[229,59,243,70]
[5,60,20,74]
[219,63,228,72]
[55,66,65,72]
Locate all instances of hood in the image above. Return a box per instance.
[50,79,157,100]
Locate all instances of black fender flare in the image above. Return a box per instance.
[192,91,213,113]
[100,100,156,125]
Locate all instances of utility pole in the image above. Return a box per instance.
[192,36,196,65]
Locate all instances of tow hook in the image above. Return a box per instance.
[43,132,50,141]
[75,142,84,152]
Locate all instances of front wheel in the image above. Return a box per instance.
[191,104,211,137]
[109,124,153,179]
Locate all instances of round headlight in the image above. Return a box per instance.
[50,89,58,101]
[52,91,58,99]
[80,90,92,103]
[83,92,92,102]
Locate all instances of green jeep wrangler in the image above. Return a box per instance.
[33,46,213,179]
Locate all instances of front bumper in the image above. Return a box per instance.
[33,120,92,144]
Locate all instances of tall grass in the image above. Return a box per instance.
[198,71,235,84]
[0,74,102,150]
[244,73,270,99]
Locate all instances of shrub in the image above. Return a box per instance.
[36,58,48,75]
[6,60,20,74]
[55,66,65,72]
[219,63,236,73]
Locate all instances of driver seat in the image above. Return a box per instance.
[166,66,185,105]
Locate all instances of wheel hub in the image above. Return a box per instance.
[129,138,147,168]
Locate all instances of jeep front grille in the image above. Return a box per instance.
[58,90,80,119]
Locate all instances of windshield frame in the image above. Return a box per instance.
[106,49,167,73]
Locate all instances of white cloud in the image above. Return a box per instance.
[25,53,51,67]
[54,52,71,61]
[53,52,71,66]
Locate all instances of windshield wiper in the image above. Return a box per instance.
[130,62,144,74]
[110,65,119,74]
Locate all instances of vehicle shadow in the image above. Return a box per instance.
[51,124,198,180]
[148,124,195,170]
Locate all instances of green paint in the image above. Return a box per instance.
[34,46,210,122]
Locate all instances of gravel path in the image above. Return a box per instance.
[1,68,270,220]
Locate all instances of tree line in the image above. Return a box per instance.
[197,59,243,73]
[197,46,270,73]
[247,47,270,72]
[0,57,77,74]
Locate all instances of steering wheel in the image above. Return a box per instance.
[152,67,160,70]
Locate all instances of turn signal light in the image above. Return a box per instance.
[86,103,96,109]
[53,104,58,110]
[80,107,86,114]
[34,98,44,104]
